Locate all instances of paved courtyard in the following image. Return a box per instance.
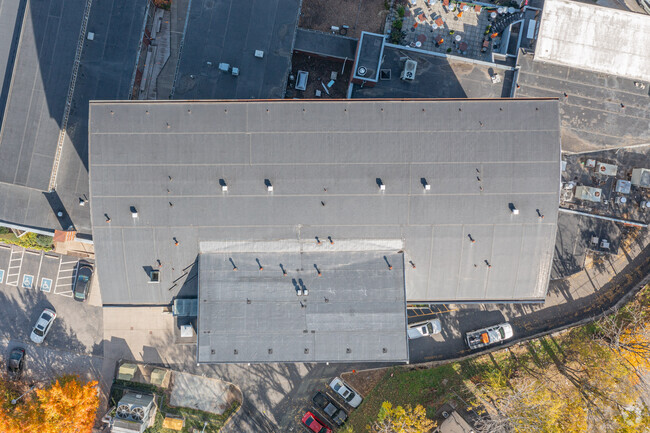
[385,0,520,61]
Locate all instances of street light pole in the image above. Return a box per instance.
[200,421,208,433]
[11,385,36,405]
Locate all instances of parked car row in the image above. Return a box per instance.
[301,377,363,432]
[407,317,514,350]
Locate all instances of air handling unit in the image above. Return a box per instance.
[111,392,156,433]
[400,60,417,80]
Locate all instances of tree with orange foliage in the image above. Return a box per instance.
[0,375,98,433]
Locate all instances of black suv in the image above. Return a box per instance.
[312,391,347,426]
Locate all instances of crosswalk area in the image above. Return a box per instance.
[0,244,90,299]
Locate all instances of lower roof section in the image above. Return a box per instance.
[197,250,409,363]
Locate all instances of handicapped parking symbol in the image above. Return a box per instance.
[22,274,34,289]
[40,278,52,293]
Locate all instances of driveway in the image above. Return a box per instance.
[3,338,102,385]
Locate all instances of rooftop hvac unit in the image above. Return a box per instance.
[115,404,146,422]
[400,60,417,81]
[114,392,154,424]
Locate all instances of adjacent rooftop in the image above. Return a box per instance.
[351,45,514,99]
[0,0,146,234]
[515,1,650,151]
[172,0,301,100]
[89,99,560,306]
[535,0,650,83]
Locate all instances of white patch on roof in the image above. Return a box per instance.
[535,0,650,82]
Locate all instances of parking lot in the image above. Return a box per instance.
[0,244,103,363]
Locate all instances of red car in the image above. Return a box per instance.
[302,411,332,433]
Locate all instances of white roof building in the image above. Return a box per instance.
[535,0,650,82]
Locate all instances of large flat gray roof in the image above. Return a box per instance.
[172,0,300,100]
[0,0,146,234]
[197,249,409,363]
[89,99,561,305]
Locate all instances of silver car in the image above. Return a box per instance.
[329,377,363,408]
[30,309,56,344]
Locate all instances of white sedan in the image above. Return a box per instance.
[30,309,56,344]
[329,377,363,408]
[407,319,442,340]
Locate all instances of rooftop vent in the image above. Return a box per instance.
[254,50,264,58]
[509,203,519,215]
[130,206,138,218]
[149,270,160,283]
[265,179,273,192]
[357,66,367,76]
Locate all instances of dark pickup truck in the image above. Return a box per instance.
[312,391,348,426]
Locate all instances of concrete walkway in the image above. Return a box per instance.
[170,371,240,414]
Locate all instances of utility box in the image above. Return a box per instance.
[575,185,602,202]
[596,162,617,176]
[295,70,309,90]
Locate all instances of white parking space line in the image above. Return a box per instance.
[34,250,44,285]
[54,257,78,297]
[6,248,24,286]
